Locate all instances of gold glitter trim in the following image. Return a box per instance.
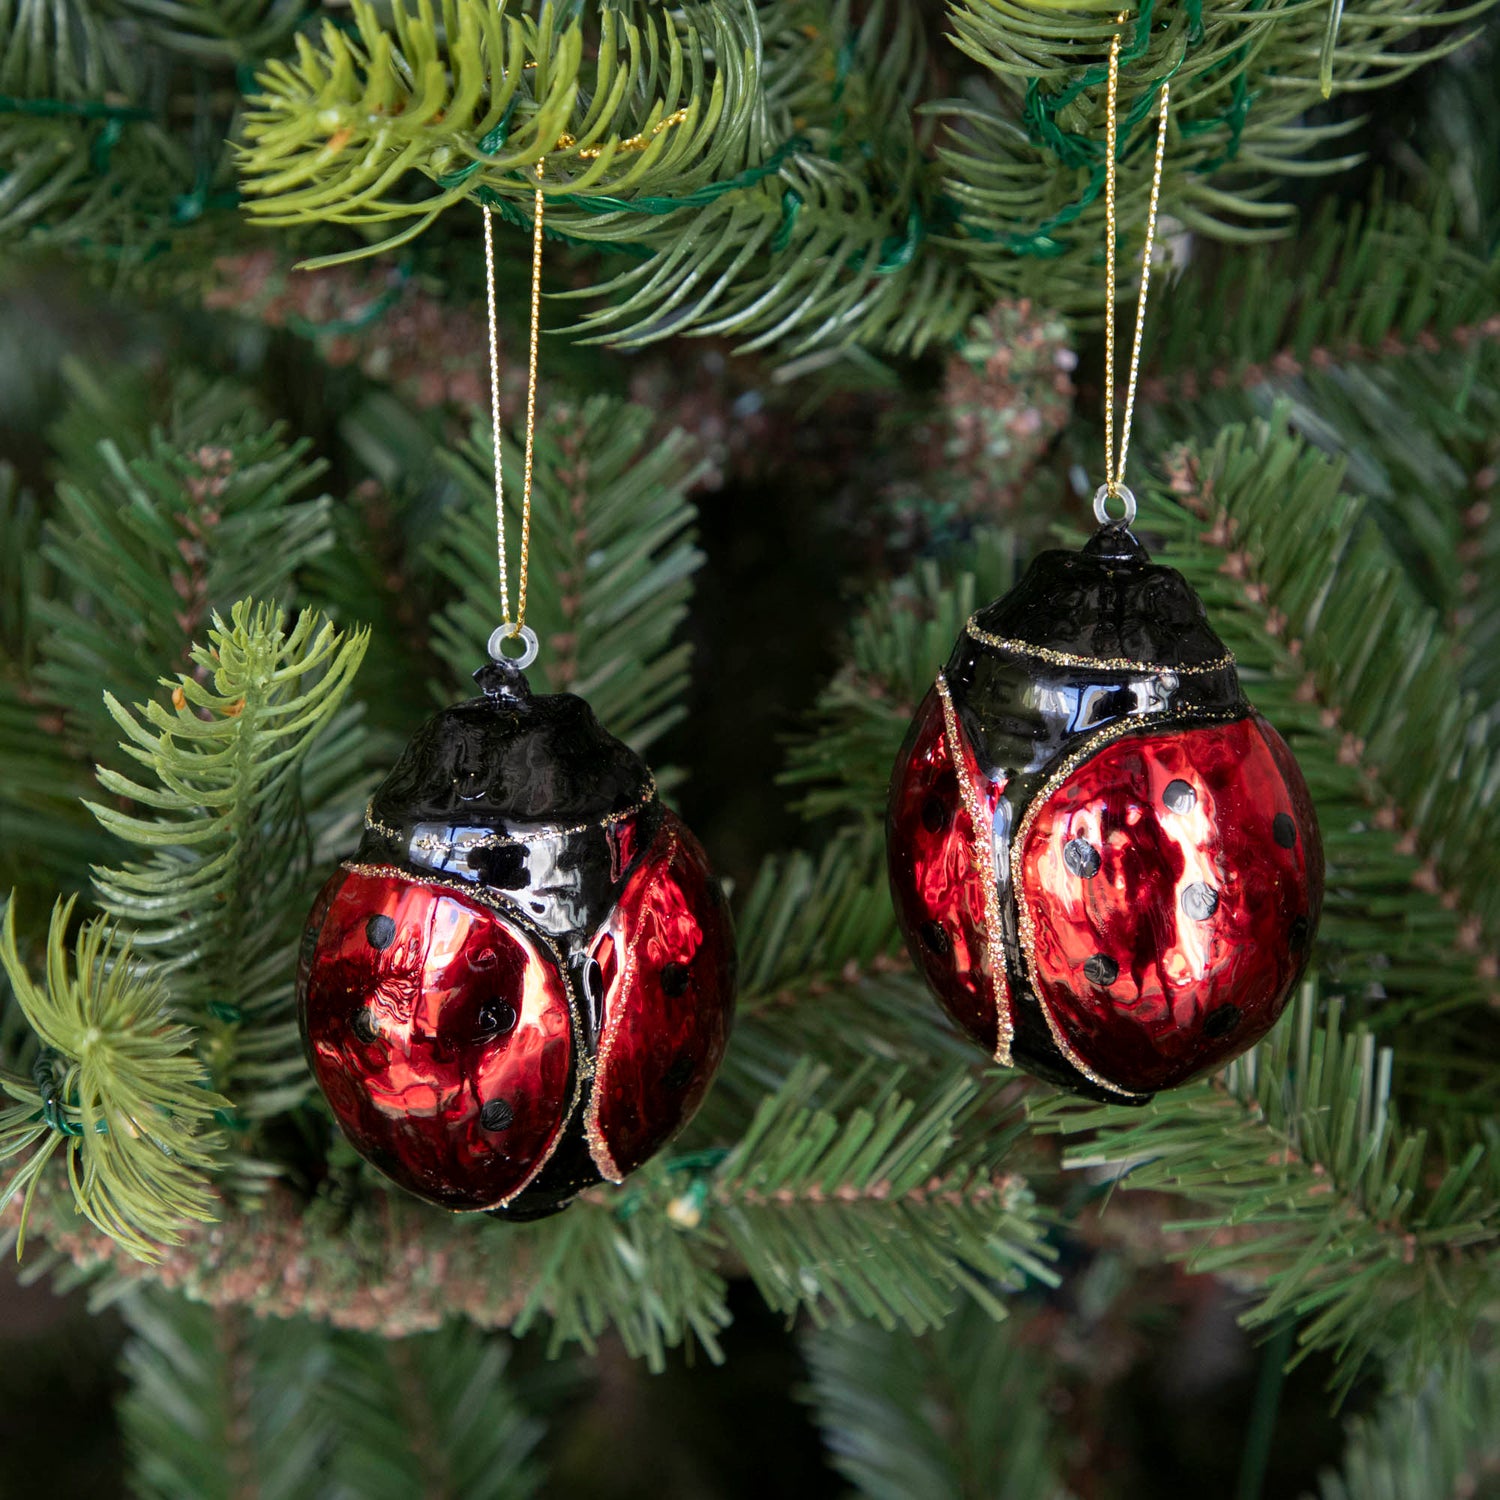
[364,776,659,860]
[344,860,547,936]
[337,860,586,1207]
[1008,713,1238,1101]
[935,674,1014,1068]
[965,618,1234,676]
[582,826,680,1184]
[364,803,402,841]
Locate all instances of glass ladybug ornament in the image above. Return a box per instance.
[887,521,1322,1104]
[297,653,736,1220]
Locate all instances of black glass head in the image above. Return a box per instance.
[355,662,661,941]
[970,524,1233,670]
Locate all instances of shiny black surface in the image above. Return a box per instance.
[358,662,663,943]
[946,525,1248,852]
[970,524,1233,668]
[947,655,1244,817]
[486,1131,602,1223]
[371,662,654,828]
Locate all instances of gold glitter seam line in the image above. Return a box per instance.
[935,674,1015,1068]
[966,620,1234,676]
[556,107,690,160]
[364,777,658,856]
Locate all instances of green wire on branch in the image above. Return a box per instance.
[228,0,1490,355]
[0,897,227,1262]
[0,94,153,122]
[14,0,1486,343]
[239,0,769,269]
[466,134,811,263]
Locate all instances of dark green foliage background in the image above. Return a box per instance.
[2,2,1499,1497]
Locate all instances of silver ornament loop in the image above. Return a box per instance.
[487,622,539,671]
[1093,482,1137,528]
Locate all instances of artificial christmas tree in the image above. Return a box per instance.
[1,1,1498,1496]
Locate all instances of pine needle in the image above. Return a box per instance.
[0,897,227,1262]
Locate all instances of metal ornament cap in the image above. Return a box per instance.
[887,525,1324,1104]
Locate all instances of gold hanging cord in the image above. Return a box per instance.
[482,174,544,668]
[1097,13,1170,528]
[482,108,691,669]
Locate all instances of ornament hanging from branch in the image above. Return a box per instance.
[886,17,1322,1104]
[298,141,736,1220]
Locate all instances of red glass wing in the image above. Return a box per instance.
[299,868,574,1210]
[887,685,1007,1054]
[586,814,735,1181]
[1017,713,1320,1094]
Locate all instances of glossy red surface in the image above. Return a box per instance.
[1018,713,1322,1093]
[587,813,735,1179]
[887,687,1006,1053]
[300,869,574,1210]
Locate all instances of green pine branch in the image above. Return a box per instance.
[512,1058,1053,1366]
[1,0,137,102]
[120,1292,331,1500]
[513,3,976,356]
[1137,193,1500,643]
[717,967,996,1143]
[802,1306,1074,1500]
[301,392,461,741]
[88,601,368,1121]
[0,462,103,891]
[560,162,978,357]
[234,0,1497,355]
[120,1289,548,1500]
[0,897,226,1262]
[1464,456,1500,709]
[0,461,37,662]
[115,0,305,65]
[1311,1355,1500,1500]
[9,0,1496,342]
[706,1059,1055,1332]
[566,0,965,357]
[19,1043,1054,1364]
[779,533,1017,823]
[239,0,770,257]
[11,373,377,907]
[947,0,1487,93]
[15,375,374,1130]
[704,827,984,1136]
[509,1185,733,1370]
[429,396,706,752]
[0,0,237,258]
[239,0,975,355]
[12,1173,554,1334]
[36,376,337,747]
[940,0,1487,309]
[319,1322,547,1500]
[0,677,104,895]
[733,826,904,1001]
[1137,418,1500,1057]
[1030,985,1500,1399]
[1142,195,1500,394]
